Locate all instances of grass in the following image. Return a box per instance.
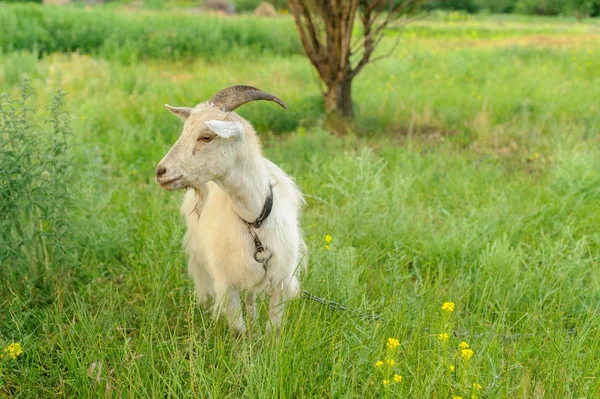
[0,4,301,61]
[1,6,600,398]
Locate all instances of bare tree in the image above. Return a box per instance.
[288,0,420,120]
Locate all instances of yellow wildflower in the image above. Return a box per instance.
[461,348,474,360]
[325,245,331,250]
[385,358,395,367]
[441,302,455,313]
[459,341,469,349]
[382,379,390,386]
[473,382,482,390]
[324,234,333,243]
[375,360,384,368]
[448,365,455,372]
[528,152,540,161]
[386,337,400,350]
[5,343,23,360]
[453,397,463,399]
[438,333,449,342]
[393,374,403,383]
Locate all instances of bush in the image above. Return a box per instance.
[233,0,261,12]
[424,0,600,15]
[514,0,563,15]
[424,0,478,12]
[515,0,600,16]
[0,81,73,271]
[0,4,302,61]
[0,0,41,3]
[473,0,517,13]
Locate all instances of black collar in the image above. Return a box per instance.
[246,184,273,229]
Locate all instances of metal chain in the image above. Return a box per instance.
[300,290,384,322]
[247,224,272,268]
[299,290,577,341]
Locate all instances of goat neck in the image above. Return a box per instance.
[218,140,271,225]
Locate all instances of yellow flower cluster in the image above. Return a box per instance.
[4,342,23,360]
[461,349,474,360]
[375,358,397,369]
[435,303,482,396]
[324,234,332,250]
[374,337,403,388]
[441,302,455,313]
[459,341,474,360]
[386,337,400,350]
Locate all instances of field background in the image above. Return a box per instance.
[1,4,600,398]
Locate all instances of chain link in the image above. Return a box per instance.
[299,290,577,341]
[300,290,384,321]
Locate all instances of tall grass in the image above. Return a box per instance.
[0,4,301,61]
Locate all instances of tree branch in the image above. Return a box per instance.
[288,0,328,82]
[299,0,321,52]
[349,0,418,79]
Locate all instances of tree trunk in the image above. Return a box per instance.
[324,79,353,119]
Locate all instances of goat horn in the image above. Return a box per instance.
[209,85,287,112]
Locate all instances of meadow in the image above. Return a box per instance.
[1,5,600,398]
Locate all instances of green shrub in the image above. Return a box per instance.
[233,0,261,12]
[269,0,287,10]
[0,4,301,61]
[514,0,563,15]
[473,0,517,13]
[424,0,600,15]
[424,0,478,12]
[0,0,41,3]
[0,81,73,271]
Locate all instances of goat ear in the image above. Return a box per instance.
[165,104,192,120]
[204,120,243,140]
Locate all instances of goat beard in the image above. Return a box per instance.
[188,186,207,221]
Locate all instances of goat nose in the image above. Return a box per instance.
[156,166,167,178]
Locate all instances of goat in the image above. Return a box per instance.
[155,85,306,334]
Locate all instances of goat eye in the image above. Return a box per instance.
[199,136,212,143]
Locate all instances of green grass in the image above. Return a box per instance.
[1,8,600,398]
[0,4,301,61]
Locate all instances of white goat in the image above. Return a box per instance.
[155,85,306,334]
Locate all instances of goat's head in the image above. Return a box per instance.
[155,85,286,190]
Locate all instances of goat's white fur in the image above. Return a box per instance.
[156,102,306,334]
